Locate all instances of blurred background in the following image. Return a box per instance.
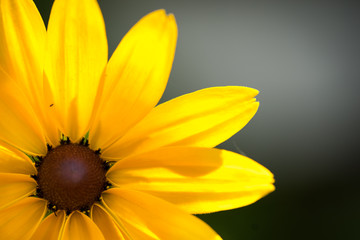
[35,0,360,239]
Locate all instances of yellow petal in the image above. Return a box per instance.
[0,141,36,174]
[0,68,47,155]
[45,0,108,142]
[30,211,66,240]
[91,204,125,240]
[102,86,258,160]
[107,147,274,214]
[0,0,60,146]
[90,10,177,150]
[0,173,37,210]
[0,0,45,111]
[0,197,47,239]
[61,211,105,240]
[102,189,222,240]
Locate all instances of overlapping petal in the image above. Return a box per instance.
[30,211,66,240]
[107,147,274,214]
[0,142,36,174]
[0,197,47,239]
[45,0,108,142]
[0,0,45,110]
[102,189,222,240]
[0,173,37,210]
[0,0,59,146]
[91,204,125,240]
[61,211,105,240]
[90,10,177,150]
[102,86,259,160]
[0,68,47,155]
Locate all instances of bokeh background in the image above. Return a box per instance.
[35,0,360,239]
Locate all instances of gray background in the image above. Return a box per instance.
[35,0,360,239]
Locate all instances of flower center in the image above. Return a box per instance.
[36,143,107,212]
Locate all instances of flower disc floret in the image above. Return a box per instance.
[36,144,106,212]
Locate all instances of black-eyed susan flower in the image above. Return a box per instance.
[0,0,275,239]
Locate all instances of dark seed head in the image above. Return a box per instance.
[37,144,106,212]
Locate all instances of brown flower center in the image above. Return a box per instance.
[36,143,106,212]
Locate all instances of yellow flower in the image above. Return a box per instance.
[0,0,274,239]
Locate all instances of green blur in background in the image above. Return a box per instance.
[34,0,360,239]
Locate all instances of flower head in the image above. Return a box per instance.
[0,0,274,239]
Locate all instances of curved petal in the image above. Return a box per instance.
[0,197,47,239]
[30,211,66,240]
[102,189,222,240]
[102,86,258,160]
[45,0,108,142]
[0,67,47,155]
[90,10,177,150]
[0,141,36,174]
[0,0,45,110]
[91,204,125,240]
[107,147,274,214]
[61,211,105,240]
[0,0,59,146]
[0,173,37,210]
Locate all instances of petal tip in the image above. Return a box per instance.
[148,9,177,25]
[245,86,260,97]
